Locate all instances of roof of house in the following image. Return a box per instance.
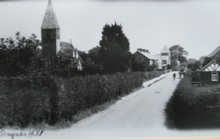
[60,41,75,57]
[60,42,74,50]
[41,0,60,29]
[201,60,220,72]
[154,54,161,60]
[207,46,220,58]
[136,50,157,60]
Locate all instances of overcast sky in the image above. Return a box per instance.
[1,0,220,59]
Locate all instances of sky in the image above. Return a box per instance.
[1,0,220,59]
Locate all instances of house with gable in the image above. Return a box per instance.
[133,46,171,71]
[200,60,220,84]
[199,47,220,84]
[206,46,220,64]
[133,48,158,71]
[41,0,83,70]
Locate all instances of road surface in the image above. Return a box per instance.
[71,72,179,131]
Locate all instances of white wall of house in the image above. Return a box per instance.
[153,47,171,70]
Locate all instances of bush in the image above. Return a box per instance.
[0,34,40,77]
[58,72,145,121]
[0,72,59,128]
[165,70,220,129]
[145,70,164,81]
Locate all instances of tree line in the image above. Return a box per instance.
[0,22,192,77]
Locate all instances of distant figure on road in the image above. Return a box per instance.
[173,73,176,80]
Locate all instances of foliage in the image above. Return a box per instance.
[202,57,212,67]
[99,23,131,73]
[167,64,172,70]
[165,70,220,129]
[56,52,72,69]
[169,45,188,63]
[88,46,101,67]
[0,32,40,77]
[144,70,164,81]
[80,47,102,74]
[187,60,201,71]
[169,45,188,69]
[0,72,59,128]
[54,52,78,77]
[0,70,164,128]
[58,72,145,121]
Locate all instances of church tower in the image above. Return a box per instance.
[41,0,60,68]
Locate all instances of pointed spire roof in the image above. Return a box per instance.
[41,0,60,29]
[162,46,169,53]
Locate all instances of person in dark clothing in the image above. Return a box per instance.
[173,73,176,80]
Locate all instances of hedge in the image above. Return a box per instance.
[0,73,59,127]
[165,70,220,129]
[0,70,162,128]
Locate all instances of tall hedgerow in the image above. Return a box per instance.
[0,71,163,128]
[166,70,220,129]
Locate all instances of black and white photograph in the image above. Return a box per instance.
[1,0,220,138]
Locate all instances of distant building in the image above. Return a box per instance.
[133,48,158,71]
[200,60,220,84]
[133,46,171,71]
[41,0,82,70]
[207,46,220,63]
[199,47,220,84]
[157,46,171,70]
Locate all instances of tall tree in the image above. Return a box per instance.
[169,45,188,69]
[0,32,40,76]
[169,45,188,63]
[85,46,101,73]
[99,23,131,73]
[77,50,98,74]
[88,46,100,66]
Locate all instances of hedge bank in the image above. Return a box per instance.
[165,70,220,129]
[0,71,163,128]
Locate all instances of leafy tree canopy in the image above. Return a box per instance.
[187,60,201,71]
[169,45,188,63]
[202,57,212,67]
[88,46,101,66]
[0,32,40,76]
[99,22,131,73]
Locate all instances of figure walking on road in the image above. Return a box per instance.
[173,73,176,80]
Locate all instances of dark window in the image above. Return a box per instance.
[161,53,168,56]
[162,60,167,65]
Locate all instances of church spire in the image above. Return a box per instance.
[161,46,170,53]
[41,0,60,29]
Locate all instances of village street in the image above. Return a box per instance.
[3,72,220,139]
[47,72,220,138]
[71,72,179,130]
